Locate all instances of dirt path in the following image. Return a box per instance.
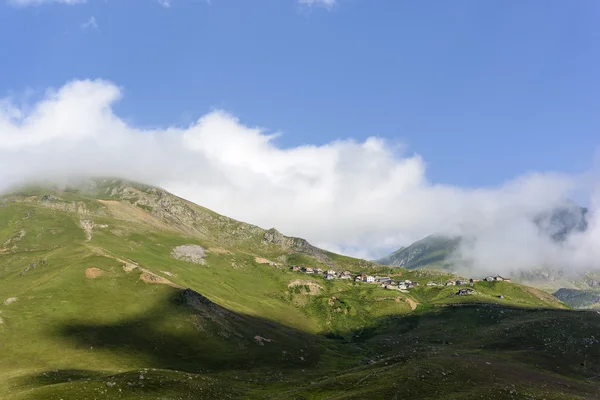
[405,298,418,310]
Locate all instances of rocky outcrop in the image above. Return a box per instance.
[80,220,94,241]
[171,245,205,265]
[262,228,332,265]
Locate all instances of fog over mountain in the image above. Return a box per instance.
[1,79,599,275]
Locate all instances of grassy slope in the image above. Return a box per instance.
[0,181,598,399]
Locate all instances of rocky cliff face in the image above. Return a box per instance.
[262,228,333,265]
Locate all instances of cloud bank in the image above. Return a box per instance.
[0,79,598,276]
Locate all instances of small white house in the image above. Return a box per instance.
[366,275,375,283]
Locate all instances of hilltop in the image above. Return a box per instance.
[0,178,598,399]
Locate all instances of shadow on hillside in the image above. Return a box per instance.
[53,289,325,373]
[15,288,329,397]
[18,293,600,397]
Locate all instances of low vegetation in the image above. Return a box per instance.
[0,179,598,399]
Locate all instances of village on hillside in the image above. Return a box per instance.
[289,265,511,295]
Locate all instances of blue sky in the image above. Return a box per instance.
[2,0,599,188]
[1,0,599,260]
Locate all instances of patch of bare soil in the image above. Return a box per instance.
[254,257,278,266]
[85,267,104,279]
[140,270,182,288]
[405,298,418,310]
[254,335,275,346]
[171,245,205,265]
[288,280,322,295]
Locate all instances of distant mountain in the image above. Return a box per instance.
[553,288,600,309]
[377,201,589,271]
[376,234,461,270]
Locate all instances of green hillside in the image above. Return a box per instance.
[1,178,598,399]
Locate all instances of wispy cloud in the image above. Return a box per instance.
[80,16,98,30]
[298,0,336,8]
[157,0,171,8]
[8,0,85,6]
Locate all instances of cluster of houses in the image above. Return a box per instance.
[290,265,353,280]
[290,265,511,294]
[289,266,419,291]
[426,275,511,287]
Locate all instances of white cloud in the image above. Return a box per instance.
[81,16,98,30]
[8,0,85,6]
[0,79,598,277]
[157,0,171,8]
[298,0,336,7]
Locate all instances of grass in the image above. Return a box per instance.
[0,180,598,399]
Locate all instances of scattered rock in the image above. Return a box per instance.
[254,335,275,345]
[85,268,104,279]
[3,297,17,306]
[3,230,26,247]
[79,220,94,241]
[160,270,175,277]
[171,245,205,265]
[105,382,116,387]
[122,263,138,272]
[20,263,37,277]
